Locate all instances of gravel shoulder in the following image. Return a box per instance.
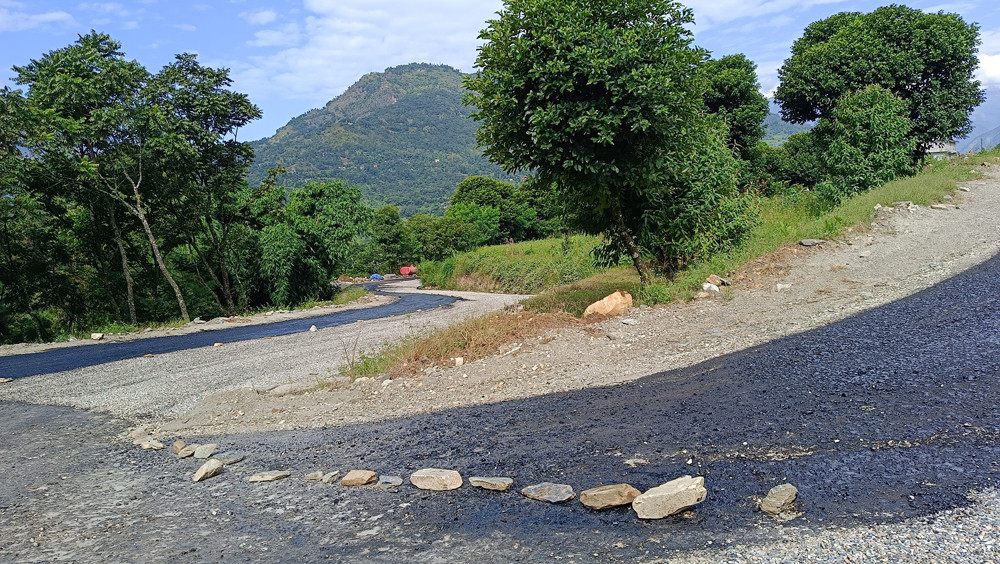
[156,167,999,437]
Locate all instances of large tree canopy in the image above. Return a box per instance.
[465,0,754,284]
[774,5,984,155]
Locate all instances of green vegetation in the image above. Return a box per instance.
[466,0,756,287]
[702,54,770,158]
[418,235,602,293]
[775,5,984,158]
[249,64,514,216]
[762,113,813,147]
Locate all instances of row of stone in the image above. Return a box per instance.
[139,434,798,520]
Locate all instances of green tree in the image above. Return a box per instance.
[701,54,769,158]
[775,5,984,157]
[818,86,917,202]
[465,0,751,286]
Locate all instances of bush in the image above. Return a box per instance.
[820,86,917,203]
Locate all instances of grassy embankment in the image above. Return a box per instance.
[341,151,997,380]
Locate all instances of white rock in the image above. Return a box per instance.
[702,283,720,293]
[632,475,707,519]
[469,477,513,491]
[90,333,105,341]
[776,283,792,291]
[410,468,463,491]
[309,325,317,332]
[193,443,218,459]
[192,459,224,482]
[760,483,799,515]
[248,471,291,483]
[455,357,464,367]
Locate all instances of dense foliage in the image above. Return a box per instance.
[775,5,984,158]
[465,0,756,284]
[702,54,770,158]
[249,64,515,216]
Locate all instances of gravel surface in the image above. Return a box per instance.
[2,167,999,563]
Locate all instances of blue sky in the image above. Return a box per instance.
[2,0,999,141]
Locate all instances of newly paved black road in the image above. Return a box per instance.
[2,254,999,562]
[0,282,457,379]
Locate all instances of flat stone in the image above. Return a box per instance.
[930,204,950,210]
[172,440,186,455]
[305,471,325,481]
[219,455,244,466]
[632,475,707,519]
[321,471,341,484]
[621,318,639,326]
[192,459,224,482]
[341,469,377,486]
[138,439,165,450]
[248,471,291,483]
[177,445,198,458]
[624,458,649,468]
[193,443,218,459]
[958,186,970,192]
[521,482,575,503]
[799,239,825,247]
[580,484,642,510]
[377,475,404,489]
[469,477,513,491]
[128,427,149,439]
[410,468,463,491]
[760,483,799,515]
[0,378,12,383]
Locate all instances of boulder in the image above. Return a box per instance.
[469,477,514,491]
[341,469,377,486]
[410,468,463,491]
[583,290,633,318]
[90,333,104,341]
[192,459,224,482]
[521,482,575,503]
[760,483,798,515]
[632,475,707,519]
[580,484,641,510]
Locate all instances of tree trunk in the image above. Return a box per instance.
[610,195,651,288]
[109,206,138,325]
[134,204,189,321]
[204,214,236,313]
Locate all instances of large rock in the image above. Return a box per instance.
[583,290,633,318]
[172,440,186,455]
[469,477,514,492]
[410,468,463,491]
[760,483,798,515]
[192,459,224,482]
[341,469,377,486]
[580,484,641,510]
[632,475,707,519]
[521,482,575,503]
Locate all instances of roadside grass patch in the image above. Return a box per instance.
[300,286,369,309]
[418,235,602,294]
[340,310,576,380]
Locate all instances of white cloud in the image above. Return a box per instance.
[248,23,301,47]
[173,23,196,32]
[978,53,1000,87]
[230,0,503,105]
[0,7,75,31]
[241,9,277,25]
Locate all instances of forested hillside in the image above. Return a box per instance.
[249,63,515,215]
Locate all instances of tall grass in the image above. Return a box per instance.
[418,234,602,293]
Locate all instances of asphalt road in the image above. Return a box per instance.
[0,282,457,380]
[2,253,999,563]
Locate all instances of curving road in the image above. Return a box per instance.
[0,282,457,380]
[2,254,999,562]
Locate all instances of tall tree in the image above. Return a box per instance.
[13,32,192,320]
[465,0,752,286]
[775,5,984,157]
[701,54,769,158]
